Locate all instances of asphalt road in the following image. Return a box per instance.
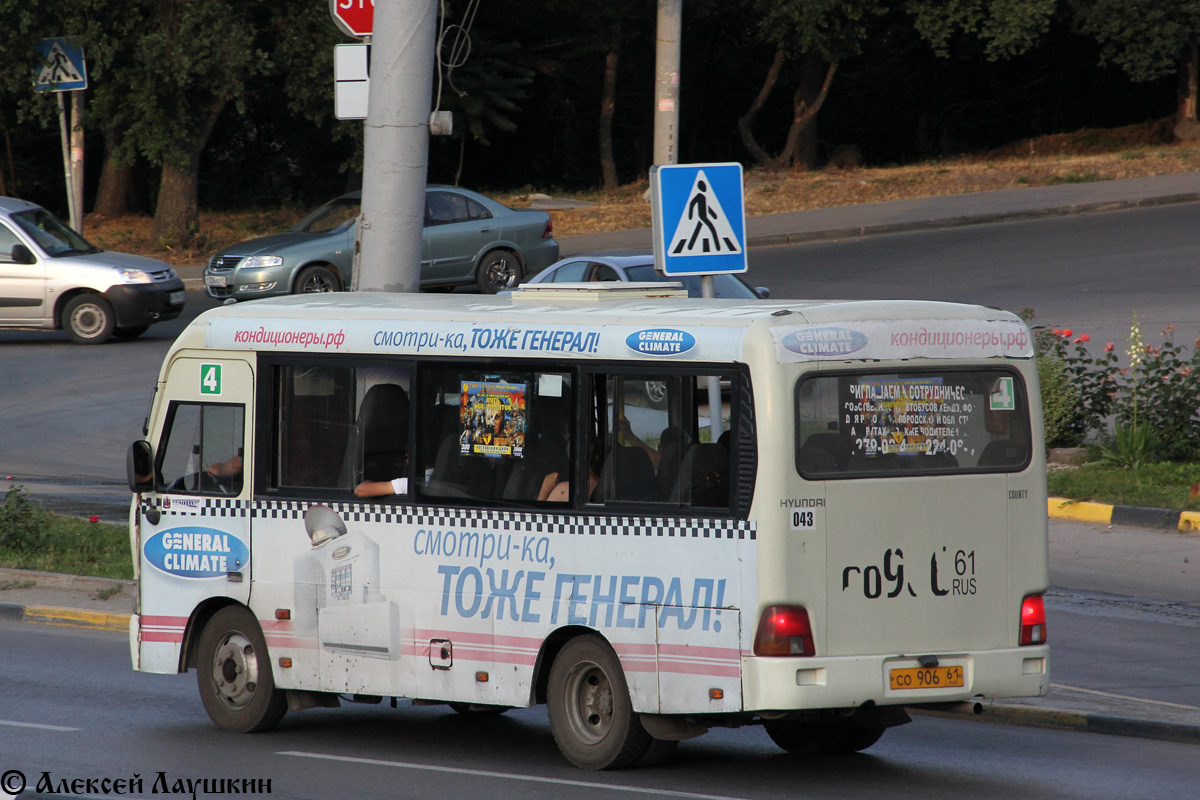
[1,621,1197,800]
[749,202,1200,353]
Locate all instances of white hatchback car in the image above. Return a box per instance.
[0,196,185,343]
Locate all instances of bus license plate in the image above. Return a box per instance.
[889,665,963,690]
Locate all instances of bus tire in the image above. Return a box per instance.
[547,635,655,770]
[764,720,885,755]
[195,605,287,733]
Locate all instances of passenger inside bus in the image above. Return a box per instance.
[347,383,410,497]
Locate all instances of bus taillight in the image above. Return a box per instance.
[1020,595,1047,646]
[754,605,815,656]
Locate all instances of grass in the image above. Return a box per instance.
[1048,462,1200,511]
[0,487,133,580]
[81,117,1200,267]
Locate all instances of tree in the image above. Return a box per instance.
[739,0,886,171]
[906,0,1057,61]
[118,1,265,245]
[1070,0,1200,134]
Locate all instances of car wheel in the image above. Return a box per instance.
[294,265,340,294]
[62,294,115,344]
[113,325,150,340]
[643,380,668,408]
[195,605,287,733]
[475,249,522,294]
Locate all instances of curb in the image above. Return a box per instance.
[0,601,129,632]
[911,703,1200,746]
[1048,497,1200,532]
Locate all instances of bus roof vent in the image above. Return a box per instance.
[511,281,688,303]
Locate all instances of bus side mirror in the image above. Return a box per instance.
[754,286,771,299]
[127,440,155,492]
[11,244,36,265]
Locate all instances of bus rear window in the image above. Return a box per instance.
[795,368,1031,478]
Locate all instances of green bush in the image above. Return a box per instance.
[0,486,52,550]
[0,485,133,579]
[1037,352,1081,448]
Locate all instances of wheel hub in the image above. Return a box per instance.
[70,304,105,337]
[210,632,259,710]
[567,662,613,744]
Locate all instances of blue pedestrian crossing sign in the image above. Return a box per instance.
[33,38,88,93]
[651,162,747,275]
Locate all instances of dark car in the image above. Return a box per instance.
[204,186,560,300]
[523,250,770,299]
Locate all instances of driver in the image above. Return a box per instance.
[207,455,242,481]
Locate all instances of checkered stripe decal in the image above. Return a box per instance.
[158,497,755,540]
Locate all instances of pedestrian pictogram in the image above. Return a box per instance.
[33,38,87,93]
[667,170,743,256]
[651,162,747,276]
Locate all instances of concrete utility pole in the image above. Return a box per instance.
[355,0,438,293]
[652,0,681,167]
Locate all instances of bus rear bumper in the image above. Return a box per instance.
[741,645,1050,711]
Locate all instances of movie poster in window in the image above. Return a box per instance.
[459,381,527,458]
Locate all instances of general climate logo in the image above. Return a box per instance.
[143,527,249,578]
[781,326,869,357]
[626,328,697,355]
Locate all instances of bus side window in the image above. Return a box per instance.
[597,373,733,511]
[158,402,245,496]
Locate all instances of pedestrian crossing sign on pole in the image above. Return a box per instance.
[651,162,747,275]
[33,38,88,93]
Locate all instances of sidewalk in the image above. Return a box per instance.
[175,171,1200,289]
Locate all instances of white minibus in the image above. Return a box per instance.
[127,283,1048,769]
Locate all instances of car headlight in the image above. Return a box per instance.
[114,267,152,284]
[241,255,284,269]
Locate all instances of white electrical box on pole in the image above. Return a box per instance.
[355,0,438,294]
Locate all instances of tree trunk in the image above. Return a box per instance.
[152,96,226,245]
[738,49,786,166]
[93,130,135,218]
[599,22,621,191]
[1177,38,1198,125]
[795,52,825,170]
[767,58,836,172]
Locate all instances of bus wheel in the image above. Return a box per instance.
[196,606,287,733]
[548,635,657,769]
[764,720,885,755]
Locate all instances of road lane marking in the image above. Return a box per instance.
[0,719,80,731]
[278,751,752,800]
[1051,683,1200,711]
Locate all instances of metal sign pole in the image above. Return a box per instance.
[56,92,77,230]
[701,274,724,439]
[70,91,85,234]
